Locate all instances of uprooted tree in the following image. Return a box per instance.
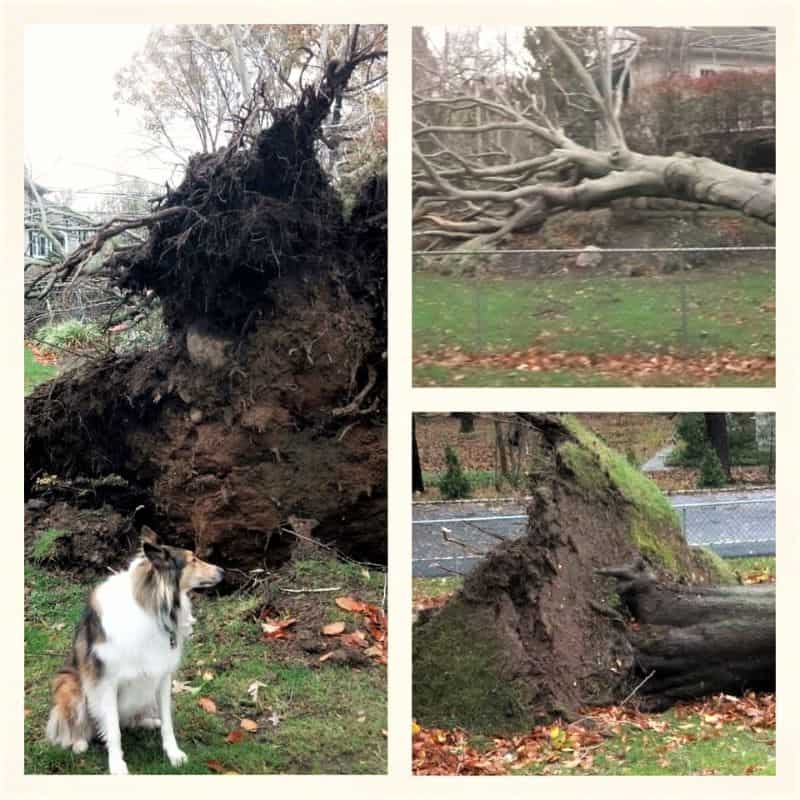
[413,414,774,734]
[413,27,775,249]
[24,28,388,575]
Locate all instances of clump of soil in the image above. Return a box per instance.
[25,66,387,574]
[413,414,733,734]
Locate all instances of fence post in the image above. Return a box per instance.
[681,506,688,537]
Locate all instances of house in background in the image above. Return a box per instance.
[629,27,775,85]
[24,171,98,261]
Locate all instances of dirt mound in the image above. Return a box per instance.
[25,64,387,574]
[413,415,732,734]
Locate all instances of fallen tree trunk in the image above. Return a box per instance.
[599,560,774,707]
[25,51,387,576]
[413,414,775,733]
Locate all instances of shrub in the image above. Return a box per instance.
[439,446,471,499]
[698,448,727,488]
[35,319,102,353]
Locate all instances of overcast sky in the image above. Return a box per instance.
[24,25,183,211]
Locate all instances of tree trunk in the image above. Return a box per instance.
[495,420,510,489]
[412,415,425,493]
[599,560,774,707]
[453,412,475,434]
[704,413,731,479]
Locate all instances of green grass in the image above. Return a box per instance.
[413,364,771,388]
[31,528,69,563]
[413,576,463,601]
[513,707,775,775]
[24,557,387,774]
[35,319,102,352]
[414,269,775,358]
[24,347,58,394]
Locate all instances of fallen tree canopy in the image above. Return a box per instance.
[413,414,774,734]
[413,27,775,249]
[25,49,387,576]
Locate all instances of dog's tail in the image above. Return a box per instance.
[46,668,91,753]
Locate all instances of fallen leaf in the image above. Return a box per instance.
[202,670,215,681]
[198,696,217,714]
[261,617,296,639]
[319,652,335,662]
[225,729,246,744]
[335,596,368,613]
[240,718,259,732]
[173,680,201,695]
[322,621,346,636]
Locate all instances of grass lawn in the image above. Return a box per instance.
[512,706,775,776]
[25,556,387,774]
[414,269,774,356]
[413,363,772,388]
[414,268,774,387]
[25,347,58,395]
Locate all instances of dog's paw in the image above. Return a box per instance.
[138,716,162,730]
[109,755,129,775]
[166,747,188,768]
[72,738,88,754]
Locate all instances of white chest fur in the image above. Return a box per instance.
[92,565,192,684]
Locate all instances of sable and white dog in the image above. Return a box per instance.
[45,526,224,774]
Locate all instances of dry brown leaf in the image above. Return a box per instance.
[322,621,346,636]
[198,696,217,714]
[240,718,259,732]
[225,729,246,744]
[335,596,368,613]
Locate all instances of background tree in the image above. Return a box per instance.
[704,413,732,480]
[116,25,387,181]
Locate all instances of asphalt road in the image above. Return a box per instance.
[412,489,775,577]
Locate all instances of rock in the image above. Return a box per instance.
[575,245,603,269]
[186,324,232,371]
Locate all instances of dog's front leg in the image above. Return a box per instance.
[86,680,127,775]
[157,673,187,768]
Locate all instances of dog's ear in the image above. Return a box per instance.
[141,525,161,546]
[142,539,169,567]
[142,527,166,566]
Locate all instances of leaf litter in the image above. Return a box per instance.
[412,692,775,775]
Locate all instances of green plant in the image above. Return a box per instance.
[35,319,102,353]
[32,528,68,563]
[698,448,727,488]
[672,414,707,465]
[439,447,471,500]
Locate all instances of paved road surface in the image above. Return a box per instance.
[412,489,775,577]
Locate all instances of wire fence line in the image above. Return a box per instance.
[412,496,775,577]
[413,245,775,359]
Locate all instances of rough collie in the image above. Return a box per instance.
[45,526,224,774]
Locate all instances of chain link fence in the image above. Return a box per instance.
[413,246,775,359]
[412,495,775,577]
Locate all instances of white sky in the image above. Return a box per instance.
[24,25,183,211]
